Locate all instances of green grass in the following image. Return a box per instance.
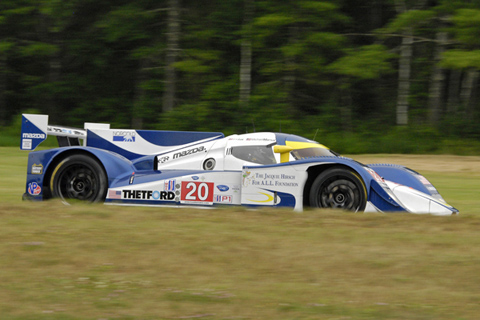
[1,147,480,319]
[0,147,29,202]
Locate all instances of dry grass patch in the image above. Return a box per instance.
[1,149,480,319]
[1,202,480,319]
[351,154,480,176]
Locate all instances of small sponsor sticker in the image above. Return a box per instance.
[113,131,136,142]
[165,179,176,191]
[158,156,169,163]
[417,175,431,185]
[216,185,229,192]
[22,139,32,150]
[215,195,232,203]
[27,182,41,195]
[32,164,43,174]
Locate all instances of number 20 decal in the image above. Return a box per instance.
[181,181,214,203]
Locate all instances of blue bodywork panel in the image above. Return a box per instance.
[367,164,440,197]
[87,130,224,160]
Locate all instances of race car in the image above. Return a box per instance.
[20,113,458,215]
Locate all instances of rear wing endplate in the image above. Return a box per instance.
[20,114,109,150]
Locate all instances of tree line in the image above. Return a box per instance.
[1,0,480,140]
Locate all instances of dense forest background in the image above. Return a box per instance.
[2,0,480,153]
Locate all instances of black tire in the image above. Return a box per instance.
[309,167,367,212]
[50,154,107,203]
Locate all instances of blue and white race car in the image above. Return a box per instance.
[21,114,458,215]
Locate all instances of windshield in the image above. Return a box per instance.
[291,147,338,160]
[231,145,277,165]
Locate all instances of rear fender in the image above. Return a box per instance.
[27,147,135,199]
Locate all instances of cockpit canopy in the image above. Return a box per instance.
[226,133,338,166]
[154,132,339,172]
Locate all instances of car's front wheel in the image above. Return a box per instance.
[309,167,367,212]
[50,154,107,203]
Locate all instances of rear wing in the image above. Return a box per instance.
[20,114,110,150]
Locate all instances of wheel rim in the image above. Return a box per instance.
[57,164,99,202]
[318,178,361,211]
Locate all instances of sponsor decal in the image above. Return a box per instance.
[216,185,229,192]
[113,131,136,142]
[215,195,232,203]
[173,146,206,159]
[27,182,41,195]
[122,190,175,200]
[244,171,299,187]
[416,175,438,193]
[242,171,253,187]
[367,168,386,186]
[228,137,275,142]
[48,127,86,136]
[108,190,122,199]
[192,176,199,180]
[32,164,43,175]
[246,137,275,141]
[22,139,33,150]
[181,181,214,203]
[157,156,169,164]
[22,133,46,139]
[165,179,176,191]
[417,175,431,185]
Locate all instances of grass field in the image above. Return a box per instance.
[1,147,480,320]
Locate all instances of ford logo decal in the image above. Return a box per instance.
[216,185,229,192]
[192,176,199,180]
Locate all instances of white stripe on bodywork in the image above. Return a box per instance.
[24,114,48,135]
[90,129,222,156]
[385,180,455,215]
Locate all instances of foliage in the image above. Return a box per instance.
[326,44,396,80]
[441,49,480,69]
[1,0,480,151]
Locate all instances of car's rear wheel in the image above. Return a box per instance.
[50,154,107,203]
[309,167,367,212]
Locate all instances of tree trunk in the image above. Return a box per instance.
[447,69,461,114]
[48,37,61,122]
[132,59,149,129]
[396,27,412,126]
[460,69,479,119]
[37,10,61,123]
[0,53,5,126]
[162,0,181,113]
[340,83,353,132]
[239,0,253,109]
[427,31,447,126]
[283,23,298,113]
[393,0,413,126]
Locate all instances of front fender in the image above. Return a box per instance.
[367,164,439,197]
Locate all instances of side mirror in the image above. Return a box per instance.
[273,145,294,163]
